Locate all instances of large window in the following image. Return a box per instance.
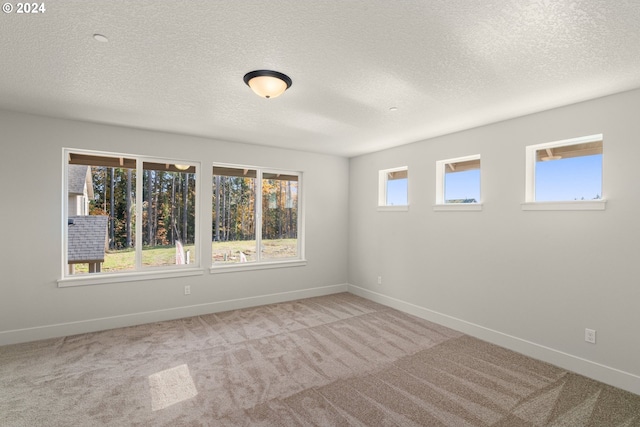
[212,165,301,266]
[64,150,198,278]
[524,134,604,209]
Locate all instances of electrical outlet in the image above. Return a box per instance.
[585,328,596,344]
[184,285,191,295]
[377,276,382,285]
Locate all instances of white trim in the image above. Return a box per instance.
[57,268,205,287]
[529,133,604,151]
[61,150,69,279]
[433,203,483,211]
[256,169,264,260]
[210,259,307,273]
[135,157,143,270]
[297,172,306,261]
[347,284,640,396]
[521,200,606,211]
[377,205,409,212]
[1,283,348,346]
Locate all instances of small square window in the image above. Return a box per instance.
[436,155,481,205]
[378,166,408,209]
[525,135,603,204]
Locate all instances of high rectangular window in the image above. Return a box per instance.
[378,166,408,209]
[436,155,481,205]
[525,135,603,204]
[64,150,198,278]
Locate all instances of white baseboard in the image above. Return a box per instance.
[0,283,349,346]
[347,284,640,396]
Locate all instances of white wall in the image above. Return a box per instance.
[0,111,349,344]
[348,88,640,394]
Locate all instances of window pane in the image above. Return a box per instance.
[142,163,196,268]
[444,159,480,203]
[67,155,136,275]
[535,141,603,202]
[262,174,298,259]
[212,167,257,264]
[536,155,602,201]
[386,179,408,205]
[386,169,408,206]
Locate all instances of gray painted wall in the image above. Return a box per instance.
[2,88,639,393]
[348,89,640,393]
[0,111,349,342]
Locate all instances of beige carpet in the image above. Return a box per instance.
[1,293,639,426]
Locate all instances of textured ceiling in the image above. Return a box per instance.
[2,1,640,157]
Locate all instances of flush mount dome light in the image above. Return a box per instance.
[243,70,292,99]
[174,164,190,171]
[93,34,108,43]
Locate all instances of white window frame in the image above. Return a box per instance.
[59,148,203,287]
[378,166,409,212]
[434,154,482,211]
[522,134,606,211]
[210,163,306,273]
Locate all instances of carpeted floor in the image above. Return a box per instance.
[1,293,639,426]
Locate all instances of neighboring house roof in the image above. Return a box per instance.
[68,215,108,263]
[68,165,94,199]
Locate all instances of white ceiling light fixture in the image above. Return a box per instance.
[93,34,109,43]
[243,70,292,99]
[174,164,190,171]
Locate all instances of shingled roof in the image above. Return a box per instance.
[68,165,94,198]
[68,215,108,263]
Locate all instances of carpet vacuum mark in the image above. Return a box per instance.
[1,293,639,426]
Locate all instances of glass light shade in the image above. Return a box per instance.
[247,75,288,99]
[175,164,190,171]
[244,70,292,99]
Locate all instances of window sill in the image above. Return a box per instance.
[58,267,205,288]
[521,200,606,211]
[433,203,483,212]
[377,205,409,212]
[210,259,307,274]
